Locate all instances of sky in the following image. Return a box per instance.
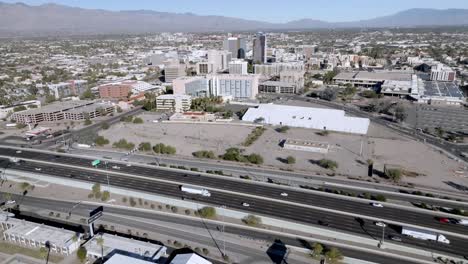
[3,0,468,23]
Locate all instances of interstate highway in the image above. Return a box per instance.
[1,158,468,256]
[2,147,468,237]
[7,195,442,264]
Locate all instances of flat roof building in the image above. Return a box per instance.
[333,71,412,88]
[259,81,296,94]
[11,100,115,124]
[242,104,370,135]
[156,94,192,112]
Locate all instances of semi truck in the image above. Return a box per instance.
[180,185,211,197]
[401,226,450,244]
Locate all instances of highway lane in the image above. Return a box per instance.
[2,160,468,256]
[2,147,468,238]
[8,195,430,264]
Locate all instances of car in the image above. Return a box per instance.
[318,220,330,227]
[449,218,460,224]
[5,200,15,205]
[374,221,386,227]
[389,235,402,242]
[437,217,450,224]
[126,163,132,167]
[34,168,42,171]
[111,165,121,170]
[370,202,384,208]
[280,192,288,197]
[242,202,250,207]
[16,150,22,154]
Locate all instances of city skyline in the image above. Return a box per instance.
[2,0,468,23]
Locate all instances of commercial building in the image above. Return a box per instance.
[85,234,166,263]
[173,77,210,97]
[333,71,412,88]
[48,80,88,99]
[11,100,115,124]
[259,81,296,94]
[253,33,267,64]
[242,104,370,135]
[165,64,186,83]
[283,139,330,153]
[156,94,192,112]
[223,37,247,59]
[170,253,212,264]
[430,63,456,82]
[254,62,304,76]
[416,81,464,106]
[302,45,318,60]
[229,60,248,75]
[280,71,305,91]
[0,213,81,256]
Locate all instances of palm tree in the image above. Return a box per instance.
[325,247,343,264]
[96,236,105,263]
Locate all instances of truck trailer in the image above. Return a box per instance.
[180,185,211,197]
[401,226,450,244]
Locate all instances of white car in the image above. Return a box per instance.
[374,221,386,227]
[16,150,22,154]
[280,192,288,197]
[111,166,121,170]
[242,202,250,207]
[35,168,42,171]
[371,203,384,208]
[126,163,132,167]
[5,200,15,205]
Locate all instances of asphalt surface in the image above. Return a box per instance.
[1,151,468,257]
[7,194,429,264]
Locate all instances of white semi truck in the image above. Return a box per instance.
[180,185,211,197]
[401,226,450,244]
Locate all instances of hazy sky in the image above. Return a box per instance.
[4,0,468,22]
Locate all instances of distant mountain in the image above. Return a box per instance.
[0,2,467,37]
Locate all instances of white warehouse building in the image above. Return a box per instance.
[242,104,370,135]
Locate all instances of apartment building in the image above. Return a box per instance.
[156,94,192,112]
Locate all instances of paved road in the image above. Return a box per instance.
[1,152,468,256]
[8,195,428,264]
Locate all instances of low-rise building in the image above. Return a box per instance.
[259,81,296,94]
[156,94,192,112]
[48,80,88,99]
[0,213,81,256]
[229,60,248,75]
[165,64,186,83]
[333,71,412,88]
[280,71,305,91]
[99,81,163,101]
[254,62,304,76]
[430,63,456,82]
[0,100,41,119]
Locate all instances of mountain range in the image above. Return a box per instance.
[0,2,467,37]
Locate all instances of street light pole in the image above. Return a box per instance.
[379,225,386,248]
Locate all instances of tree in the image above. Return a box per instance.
[101,191,110,201]
[361,90,378,98]
[325,247,343,264]
[394,105,407,123]
[76,246,87,263]
[247,153,264,165]
[80,88,95,100]
[92,183,101,195]
[319,87,338,101]
[13,105,27,112]
[192,150,216,159]
[242,214,262,226]
[286,156,296,165]
[311,243,323,258]
[197,207,216,219]
[323,70,339,84]
[435,127,445,138]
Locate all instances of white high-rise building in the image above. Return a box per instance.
[229,60,248,75]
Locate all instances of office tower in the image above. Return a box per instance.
[207,50,232,72]
[253,33,267,64]
[223,37,247,59]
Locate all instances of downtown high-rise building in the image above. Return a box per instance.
[253,33,267,64]
[223,37,247,59]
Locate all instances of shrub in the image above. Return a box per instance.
[133,117,144,124]
[386,168,402,182]
[242,214,262,226]
[101,122,110,130]
[202,248,209,255]
[171,206,178,213]
[185,209,191,215]
[76,246,87,263]
[84,119,92,126]
[121,116,133,122]
[153,143,176,155]
[374,194,386,202]
[247,153,264,165]
[243,127,266,146]
[275,126,290,133]
[286,156,296,164]
[192,150,216,159]
[95,136,109,146]
[139,142,152,151]
[197,207,216,219]
[113,139,135,150]
[101,191,110,201]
